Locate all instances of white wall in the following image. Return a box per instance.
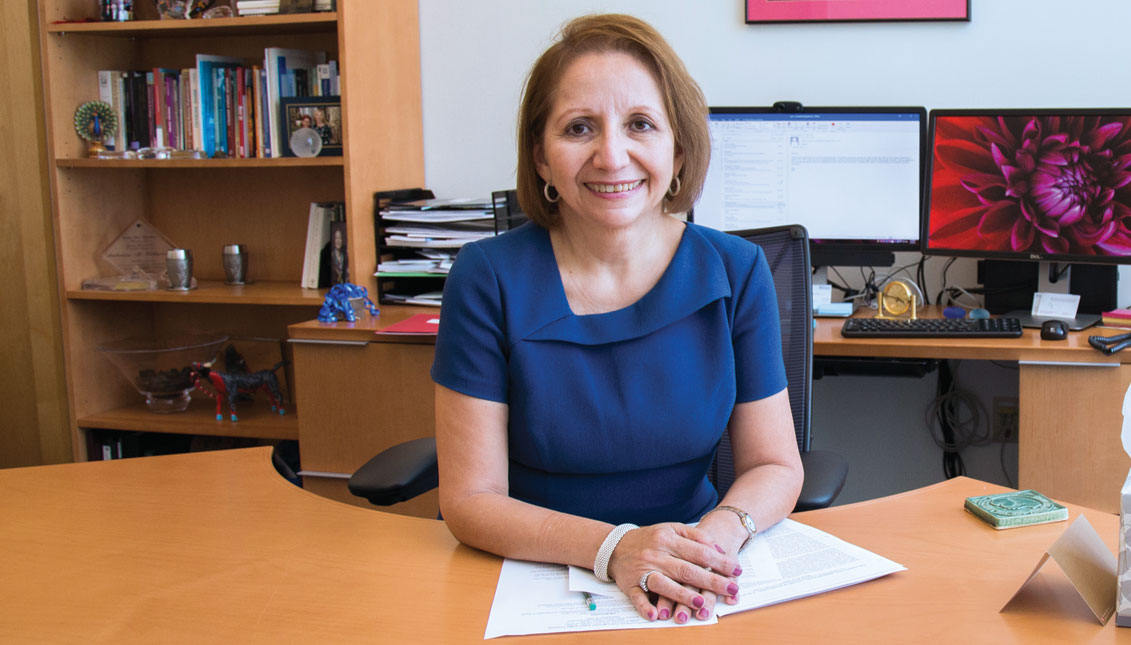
[417,0,1130,502]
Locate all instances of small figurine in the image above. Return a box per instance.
[318,283,378,323]
[74,100,118,158]
[191,358,286,422]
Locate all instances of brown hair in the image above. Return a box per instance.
[515,14,710,227]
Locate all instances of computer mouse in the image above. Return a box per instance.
[1041,319,1068,341]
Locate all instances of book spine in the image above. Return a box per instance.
[97,70,116,150]
[164,73,177,149]
[316,63,330,97]
[251,65,262,158]
[213,68,225,155]
[189,68,202,152]
[259,68,272,158]
[149,70,162,148]
[113,72,128,151]
[180,69,193,151]
[225,68,236,157]
[235,66,245,158]
[131,70,150,148]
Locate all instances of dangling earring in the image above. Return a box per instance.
[543,182,560,203]
[667,175,682,198]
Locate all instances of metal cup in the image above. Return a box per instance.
[222,244,248,284]
[166,248,193,290]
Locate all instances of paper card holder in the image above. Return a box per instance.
[1001,514,1117,625]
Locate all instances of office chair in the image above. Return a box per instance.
[712,224,847,511]
[349,225,847,512]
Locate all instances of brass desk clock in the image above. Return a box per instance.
[876,278,922,319]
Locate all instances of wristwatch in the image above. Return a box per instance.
[711,505,757,552]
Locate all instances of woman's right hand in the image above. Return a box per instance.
[606,523,742,622]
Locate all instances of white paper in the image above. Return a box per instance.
[1031,292,1080,318]
[812,284,833,307]
[483,560,714,639]
[714,518,905,616]
[486,519,903,638]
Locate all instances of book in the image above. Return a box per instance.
[263,47,327,157]
[964,489,1068,529]
[376,313,441,336]
[302,202,334,289]
[97,70,119,150]
[194,54,243,158]
[1102,308,1131,327]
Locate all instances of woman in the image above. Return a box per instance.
[432,14,803,623]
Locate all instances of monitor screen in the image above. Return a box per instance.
[922,109,1131,263]
[694,106,925,263]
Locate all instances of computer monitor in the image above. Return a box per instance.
[922,109,1131,326]
[694,105,926,269]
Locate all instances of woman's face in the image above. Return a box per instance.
[333,229,343,248]
[301,115,312,128]
[534,51,681,231]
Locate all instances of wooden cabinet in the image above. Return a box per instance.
[37,0,423,459]
[289,307,440,518]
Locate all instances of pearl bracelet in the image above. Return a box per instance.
[593,523,638,582]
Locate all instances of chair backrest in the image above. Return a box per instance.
[711,224,813,496]
[491,189,528,234]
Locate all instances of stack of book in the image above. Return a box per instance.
[1102,308,1131,329]
[96,47,337,158]
[236,0,334,16]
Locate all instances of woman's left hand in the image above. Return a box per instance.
[656,512,745,623]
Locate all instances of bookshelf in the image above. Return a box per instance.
[38,0,424,459]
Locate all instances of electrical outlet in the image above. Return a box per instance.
[992,397,1019,442]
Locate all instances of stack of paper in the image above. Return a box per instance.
[483,519,905,639]
[379,198,495,249]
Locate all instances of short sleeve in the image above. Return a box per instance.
[732,245,787,403]
[430,243,509,403]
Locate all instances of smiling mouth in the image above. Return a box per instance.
[585,180,644,194]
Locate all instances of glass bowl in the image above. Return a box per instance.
[98,334,229,413]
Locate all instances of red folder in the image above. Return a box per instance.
[376,313,440,335]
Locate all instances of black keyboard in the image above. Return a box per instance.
[841,317,1023,338]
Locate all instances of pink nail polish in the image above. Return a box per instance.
[676,611,689,623]
[692,595,704,608]
[648,609,655,620]
[698,608,710,620]
[733,566,743,576]
[727,582,739,595]
[659,608,670,620]
[714,543,725,553]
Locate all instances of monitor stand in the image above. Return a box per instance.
[1002,261,1100,331]
[1005,311,1100,331]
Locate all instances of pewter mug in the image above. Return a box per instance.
[166,248,193,290]
[222,244,248,284]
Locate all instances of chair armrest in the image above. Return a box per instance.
[347,437,438,506]
[795,450,848,512]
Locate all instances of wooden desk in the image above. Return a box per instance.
[815,309,1131,513]
[0,447,1125,643]
[289,305,441,518]
[290,307,1131,515]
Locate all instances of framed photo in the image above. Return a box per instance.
[745,0,969,24]
[279,96,343,157]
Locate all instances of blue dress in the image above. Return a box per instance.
[431,221,786,526]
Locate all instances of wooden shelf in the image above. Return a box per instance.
[57,157,344,169]
[47,13,338,37]
[67,280,327,306]
[78,395,298,440]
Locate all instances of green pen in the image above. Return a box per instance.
[582,591,596,611]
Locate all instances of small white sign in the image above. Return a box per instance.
[1031,292,1080,319]
[812,284,833,307]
